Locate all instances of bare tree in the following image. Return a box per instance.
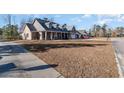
[102,24,107,37]
[19,15,34,32]
[27,17,34,23]
[3,14,12,25]
[19,18,26,32]
[2,15,19,40]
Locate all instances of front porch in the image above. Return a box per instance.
[32,31,70,40]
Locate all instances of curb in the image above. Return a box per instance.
[113,47,123,78]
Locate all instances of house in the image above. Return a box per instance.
[116,29,124,37]
[111,30,117,37]
[67,26,81,39]
[97,29,104,37]
[78,30,89,37]
[21,18,81,40]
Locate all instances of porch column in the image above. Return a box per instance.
[67,33,70,39]
[53,32,54,39]
[45,31,47,40]
[64,33,65,39]
[68,33,70,39]
[39,32,42,40]
[50,32,53,40]
[56,32,57,39]
[61,32,62,39]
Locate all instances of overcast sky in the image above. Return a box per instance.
[0,14,124,30]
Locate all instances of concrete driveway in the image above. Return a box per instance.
[0,41,63,78]
[111,38,124,77]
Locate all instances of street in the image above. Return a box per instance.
[112,38,124,77]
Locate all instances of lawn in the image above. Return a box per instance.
[14,39,119,78]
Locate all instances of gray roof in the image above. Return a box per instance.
[26,23,36,31]
[78,30,88,35]
[35,18,69,32]
[35,18,49,30]
[66,26,73,31]
[23,18,76,32]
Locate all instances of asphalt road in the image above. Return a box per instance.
[111,38,124,77]
[112,38,124,55]
[0,41,62,78]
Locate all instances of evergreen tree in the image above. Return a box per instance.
[2,24,19,39]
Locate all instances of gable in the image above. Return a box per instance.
[33,20,47,31]
[23,25,32,34]
[22,23,36,33]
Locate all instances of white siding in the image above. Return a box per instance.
[70,32,81,39]
[71,34,76,39]
[70,32,76,39]
[22,25,32,40]
[33,20,46,31]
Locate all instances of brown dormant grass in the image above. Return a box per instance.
[14,39,119,78]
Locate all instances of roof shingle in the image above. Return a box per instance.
[26,23,36,31]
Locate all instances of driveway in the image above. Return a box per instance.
[111,38,124,77]
[0,41,63,78]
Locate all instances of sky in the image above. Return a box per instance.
[1,14,124,30]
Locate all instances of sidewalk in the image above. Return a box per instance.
[0,42,63,78]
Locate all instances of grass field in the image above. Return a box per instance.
[14,39,119,78]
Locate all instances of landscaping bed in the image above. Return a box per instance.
[14,39,119,78]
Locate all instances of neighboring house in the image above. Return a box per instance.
[90,29,105,37]
[78,30,88,35]
[111,30,117,37]
[116,29,124,37]
[97,29,104,37]
[70,31,81,39]
[21,18,80,40]
[67,26,82,39]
